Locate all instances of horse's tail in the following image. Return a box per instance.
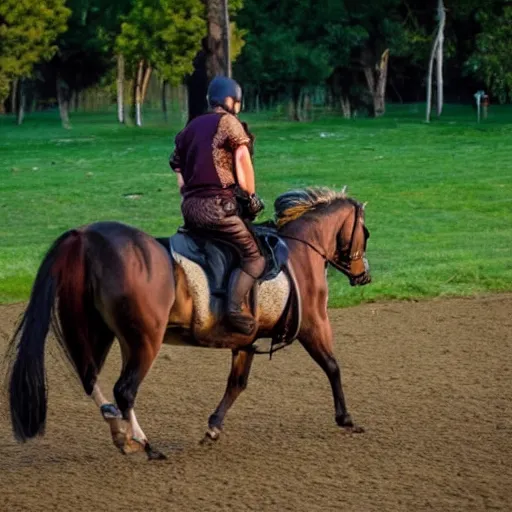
[7,229,89,442]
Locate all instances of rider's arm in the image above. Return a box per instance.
[235,145,255,195]
[175,171,185,194]
[221,114,254,194]
[170,136,184,194]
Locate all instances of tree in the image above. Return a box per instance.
[0,0,70,117]
[186,0,244,122]
[236,0,334,120]
[236,0,408,118]
[206,0,227,78]
[465,4,512,104]
[97,0,134,123]
[426,0,446,122]
[206,0,242,78]
[339,0,408,117]
[117,0,206,126]
[42,0,115,127]
[399,0,505,106]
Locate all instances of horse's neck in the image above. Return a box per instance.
[281,214,339,298]
[282,211,341,260]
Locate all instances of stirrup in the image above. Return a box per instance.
[227,311,256,335]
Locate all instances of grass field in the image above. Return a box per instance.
[1,104,511,306]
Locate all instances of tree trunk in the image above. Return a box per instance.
[206,0,228,79]
[187,38,209,122]
[117,54,125,123]
[57,76,71,129]
[363,66,375,100]
[70,90,76,113]
[374,49,390,116]
[134,60,144,127]
[303,91,312,121]
[426,39,437,123]
[426,0,446,122]
[340,96,351,119]
[291,87,302,121]
[222,0,231,77]
[17,79,25,126]
[162,80,168,122]
[141,65,152,105]
[11,78,18,116]
[29,93,36,114]
[182,84,189,123]
[363,49,390,117]
[436,0,446,117]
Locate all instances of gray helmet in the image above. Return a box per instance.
[207,76,242,114]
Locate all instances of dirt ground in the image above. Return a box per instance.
[0,294,511,512]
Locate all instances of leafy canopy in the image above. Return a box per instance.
[116,0,206,85]
[0,0,70,102]
[466,5,512,103]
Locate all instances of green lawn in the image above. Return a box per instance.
[1,104,511,306]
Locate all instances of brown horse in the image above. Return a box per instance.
[7,187,371,460]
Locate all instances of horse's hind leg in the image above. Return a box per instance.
[108,312,168,460]
[203,348,255,442]
[87,319,123,429]
[58,303,126,447]
[58,302,115,410]
[77,310,125,434]
[299,323,364,433]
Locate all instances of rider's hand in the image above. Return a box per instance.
[248,193,265,217]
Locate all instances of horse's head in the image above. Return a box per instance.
[332,199,371,286]
[274,187,371,286]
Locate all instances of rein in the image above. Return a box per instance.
[280,203,364,277]
[280,234,351,275]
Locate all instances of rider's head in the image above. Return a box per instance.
[207,76,243,115]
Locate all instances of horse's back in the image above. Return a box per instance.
[85,221,171,267]
[86,220,153,243]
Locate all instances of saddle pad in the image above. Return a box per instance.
[167,227,289,295]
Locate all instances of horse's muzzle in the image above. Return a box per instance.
[350,272,371,286]
[349,257,371,286]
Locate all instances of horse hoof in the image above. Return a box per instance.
[200,427,221,445]
[336,415,365,434]
[145,443,167,461]
[343,424,365,434]
[121,437,147,455]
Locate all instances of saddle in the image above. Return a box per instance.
[162,223,289,297]
[157,223,301,354]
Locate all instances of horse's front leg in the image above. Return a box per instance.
[299,322,364,433]
[202,347,255,442]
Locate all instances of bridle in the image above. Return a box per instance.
[280,202,367,280]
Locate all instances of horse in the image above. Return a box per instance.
[6,187,371,460]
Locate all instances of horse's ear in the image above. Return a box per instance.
[341,185,347,196]
[362,201,368,210]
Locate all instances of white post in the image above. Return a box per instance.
[474,90,485,123]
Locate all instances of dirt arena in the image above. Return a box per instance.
[0,294,511,512]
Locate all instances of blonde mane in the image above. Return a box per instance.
[274,187,348,228]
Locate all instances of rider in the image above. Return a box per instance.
[169,76,265,335]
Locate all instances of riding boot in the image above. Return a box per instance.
[227,268,257,335]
